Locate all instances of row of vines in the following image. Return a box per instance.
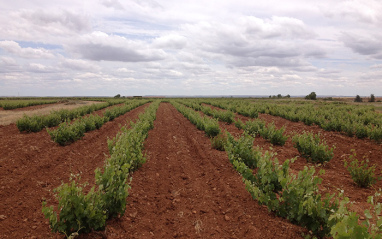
[171,99,382,238]
[38,98,381,238]
[0,99,60,110]
[42,101,160,237]
[16,99,130,132]
[199,99,382,143]
[47,100,150,145]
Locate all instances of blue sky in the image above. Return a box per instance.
[0,0,381,96]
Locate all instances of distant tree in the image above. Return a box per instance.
[285,94,291,98]
[114,94,121,98]
[354,95,362,102]
[269,95,271,98]
[369,94,375,102]
[305,92,317,100]
[277,94,282,98]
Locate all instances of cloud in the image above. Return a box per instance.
[59,59,100,71]
[322,0,382,25]
[231,56,308,68]
[341,33,382,59]
[20,9,91,33]
[67,31,167,62]
[116,68,134,73]
[0,9,91,43]
[243,16,316,39]
[26,63,57,73]
[101,0,125,10]
[152,34,187,49]
[131,0,163,10]
[0,56,21,73]
[0,40,55,58]
[182,16,324,68]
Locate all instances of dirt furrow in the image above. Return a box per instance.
[100,103,305,238]
[0,103,150,238]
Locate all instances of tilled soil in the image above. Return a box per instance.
[203,103,382,218]
[97,103,306,238]
[0,103,150,238]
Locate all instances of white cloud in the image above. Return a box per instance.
[341,33,382,59]
[0,41,55,58]
[0,9,91,43]
[26,63,60,73]
[59,59,100,71]
[181,16,324,68]
[19,9,90,33]
[0,56,21,73]
[116,67,134,73]
[243,16,316,39]
[101,0,125,10]
[67,31,167,62]
[322,0,382,25]
[152,34,187,49]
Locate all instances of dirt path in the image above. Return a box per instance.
[98,103,305,238]
[0,103,150,238]
[0,101,104,126]
[202,103,382,218]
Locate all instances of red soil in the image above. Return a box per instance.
[85,103,306,238]
[0,103,149,238]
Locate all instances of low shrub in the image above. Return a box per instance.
[42,174,106,236]
[95,163,130,218]
[330,191,382,238]
[368,125,382,143]
[225,133,261,168]
[277,167,340,237]
[234,118,245,130]
[344,150,379,188]
[16,115,44,132]
[216,110,235,124]
[211,133,227,151]
[292,132,334,163]
[43,114,62,128]
[204,118,221,137]
[243,119,266,136]
[355,123,368,139]
[259,123,288,146]
[236,105,258,118]
[244,153,339,237]
[47,121,86,146]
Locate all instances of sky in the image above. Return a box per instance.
[0,0,381,97]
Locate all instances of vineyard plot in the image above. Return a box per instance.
[2,98,381,238]
[0,104,149,238]
[201,103,382,223]
[99,103,305,238]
